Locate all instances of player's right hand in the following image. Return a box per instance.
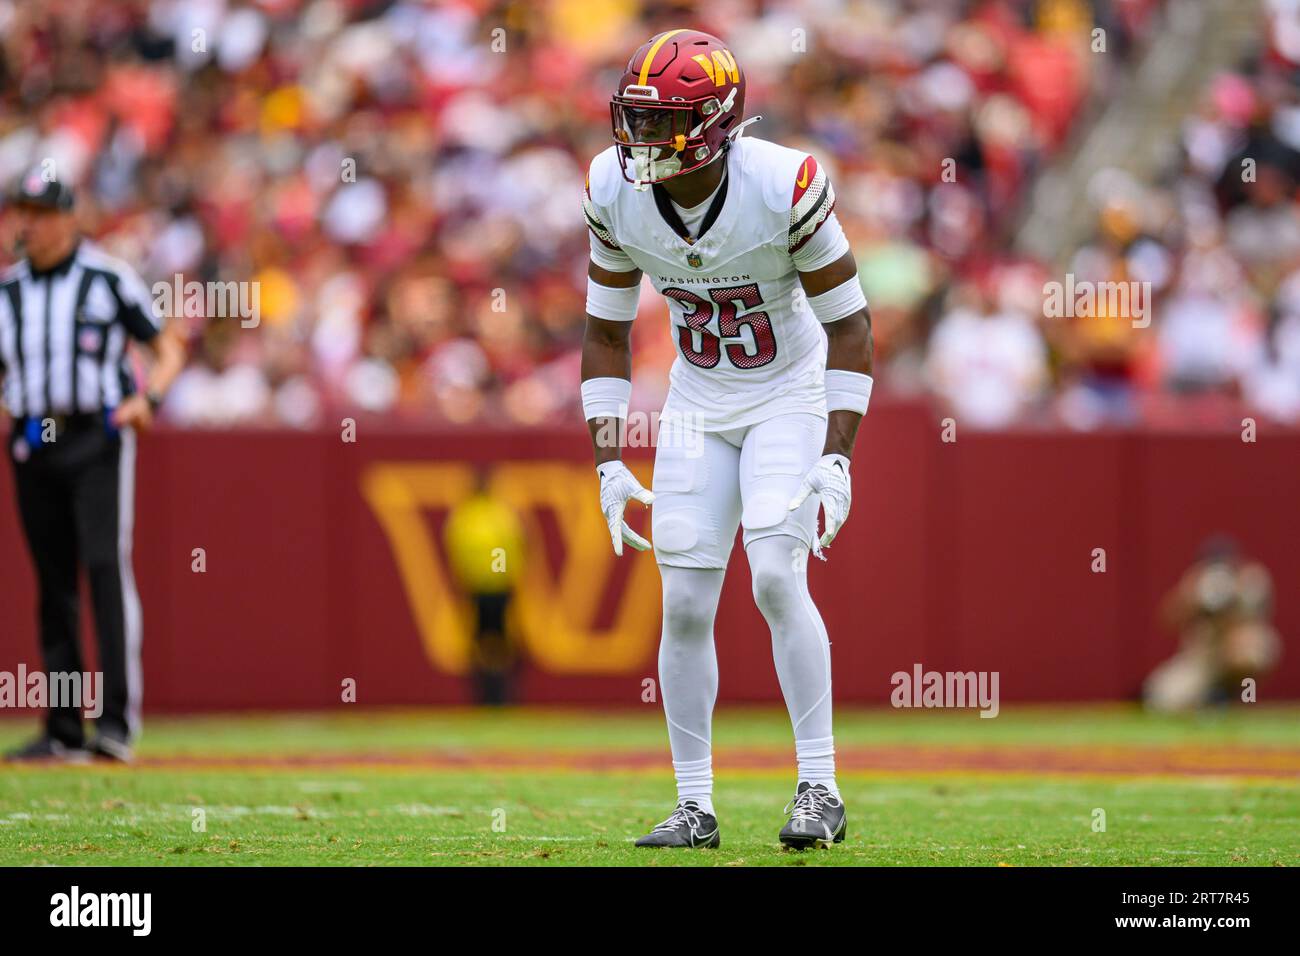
[596,460,654,556]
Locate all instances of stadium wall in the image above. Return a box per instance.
[0,403,1296,709]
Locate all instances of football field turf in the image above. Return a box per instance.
[1,706,1296,866]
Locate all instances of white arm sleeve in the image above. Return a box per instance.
[586,275,640,322]
[791,211,850,273]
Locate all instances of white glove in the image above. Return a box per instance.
[596,460,654,556]
[788,453,852,555]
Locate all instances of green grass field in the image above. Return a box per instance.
[1,705,1297,866]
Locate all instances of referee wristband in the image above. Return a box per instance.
[586,278,640,322]
[806,276,867,324]
[825,369,873,416]
[581,377,631,421]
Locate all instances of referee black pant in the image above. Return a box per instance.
[9,415,141,747]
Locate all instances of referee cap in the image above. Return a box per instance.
[10,168,75,211]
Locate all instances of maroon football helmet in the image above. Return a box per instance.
[611,29,748,190]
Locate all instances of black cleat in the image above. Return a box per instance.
[87,735,134,764]
[3,736,88,764]
[779,782,846,849]
[635,800,720,848]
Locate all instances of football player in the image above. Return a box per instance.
[580,29,873,849]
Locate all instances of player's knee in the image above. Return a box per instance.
[662,598,713,640]
[750,561,798,624]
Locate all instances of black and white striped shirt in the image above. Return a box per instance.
[0,241,159,419]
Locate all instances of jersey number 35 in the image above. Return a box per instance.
[664,283,777,370]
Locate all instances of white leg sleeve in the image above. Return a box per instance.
[744,533,838,793]
[657,564,726,811]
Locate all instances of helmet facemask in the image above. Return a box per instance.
[612,87,733,191]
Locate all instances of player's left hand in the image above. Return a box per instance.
[111,395,154,431]
[788,453,852,554]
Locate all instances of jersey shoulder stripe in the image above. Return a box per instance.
[583,147,625,250]
[788,154,834,253]
[792,155,818,207]
[733,137,838,250]
[583,184,621,250]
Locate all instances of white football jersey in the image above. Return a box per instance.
[585,136,847,431]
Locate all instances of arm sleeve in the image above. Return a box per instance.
[108,266,161,343]
[788,154,837,255]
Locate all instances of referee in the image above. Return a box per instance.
[0,170,185,762]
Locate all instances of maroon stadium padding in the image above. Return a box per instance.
[0,402,1295,709]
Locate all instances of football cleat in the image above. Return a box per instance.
[779,782,846,849]
[635,800,720,848]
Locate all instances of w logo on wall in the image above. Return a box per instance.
[361,462,660,677]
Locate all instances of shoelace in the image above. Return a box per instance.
[652,803,702,833]
[784,787,838,824]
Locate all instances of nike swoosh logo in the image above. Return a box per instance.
[832,459,846,474]
[796,161,809,189]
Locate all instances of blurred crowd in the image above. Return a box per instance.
[923,0,1300,429]
[2,0,1295,429]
